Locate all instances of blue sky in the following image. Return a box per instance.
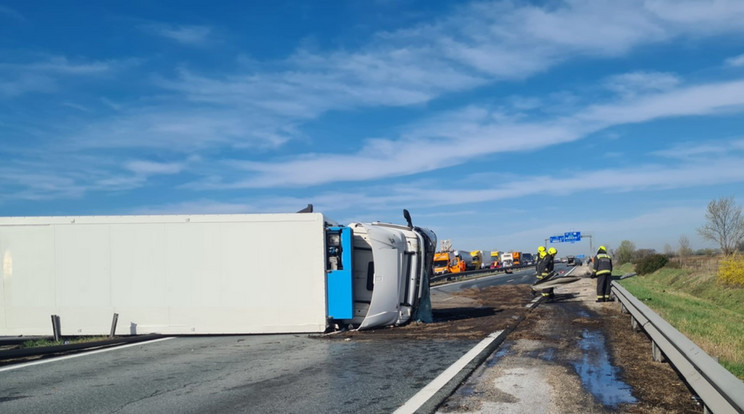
[2,0,744,256]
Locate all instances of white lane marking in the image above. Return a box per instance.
[394,330,505,414]
[526,296,541,308]
[0,337,175,372]
[507,278,515,283]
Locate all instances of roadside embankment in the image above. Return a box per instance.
[618,262,744,380]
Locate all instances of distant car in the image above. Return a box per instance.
[567,256,577,266]
[522,253,535,266]
[561,257,567,263]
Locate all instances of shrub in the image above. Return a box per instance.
[635,254,669,275]
[718,254,744,286]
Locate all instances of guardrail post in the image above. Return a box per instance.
[109,313,119,338]
[50,314,61,342]
[651,341,666,363]
[630,316,641,332]
[620,303,629,314]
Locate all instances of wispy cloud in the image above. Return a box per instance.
[0,56,130,98]
[100,97,123,111]
[0,5,25,22]
[651,138,744,159]
[222,148,744,217]
[19,74,742,201]
[513,205,707,253]
[127,0,744,181]
[66,108,293,151]
[62,102,90,112]
[604,71,681,98]
[644,0,744,31]
[133,199,255,215]
[725,53,744,67]
[5,0,744,210]
[0,151,191,203]
[157,0,691,114]
[555,205,708,251]
[23,56,115,74]
[140,23,212,45]
[185,77,744,189]
[124,160,184,176]
[577,79,744,125]
[0,73,56,98]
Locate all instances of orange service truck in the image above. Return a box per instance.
[433,251,456,275]
[512,251,521,267]
[433,250,473,274]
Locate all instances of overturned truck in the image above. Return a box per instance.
[0,210,436,336]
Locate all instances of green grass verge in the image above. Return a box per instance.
[20,336,110,349]
[618,263,744,380]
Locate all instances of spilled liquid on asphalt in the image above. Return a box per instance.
[572,329,637,408]
[486,342,512,367]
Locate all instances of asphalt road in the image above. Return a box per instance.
[1,265,573,414]
[1,332,480,413]
[434,264,567,293]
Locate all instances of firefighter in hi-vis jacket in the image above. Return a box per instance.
[593,246,613,302]
[536,246,549,280]
[541,247,557,299]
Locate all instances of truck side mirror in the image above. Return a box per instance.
[297,204,313,213]
[403,209,413,228]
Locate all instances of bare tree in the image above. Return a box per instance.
[697,196,744,256]
[664,243,674,256]
[633,248,656,261]
[678,235,693,257]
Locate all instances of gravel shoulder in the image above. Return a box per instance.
[330,267,702,413]
[438,272,701,413]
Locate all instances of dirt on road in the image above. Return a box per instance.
[328,273,702,413]
[331,283,533,341]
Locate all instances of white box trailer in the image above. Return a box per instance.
[0,211,436,336]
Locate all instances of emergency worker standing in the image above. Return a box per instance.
[536,246,548,280]
[541,247,557,299]
[593,246,613,302]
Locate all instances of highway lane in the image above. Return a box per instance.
[1,333,479,413]
[433,264,570,292]
[2,266,566,413]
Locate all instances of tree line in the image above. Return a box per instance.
[612,196,744,265]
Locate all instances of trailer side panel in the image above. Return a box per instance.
[0,213,328,335]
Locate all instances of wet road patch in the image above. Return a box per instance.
[572,328,637,408]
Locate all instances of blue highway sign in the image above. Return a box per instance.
[550,232,582,243]
[563,231,581,242]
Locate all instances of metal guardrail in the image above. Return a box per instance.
[0,334,165,363]
[612,282,744,414]
[430,263,538,284]
[430,268,498,284]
